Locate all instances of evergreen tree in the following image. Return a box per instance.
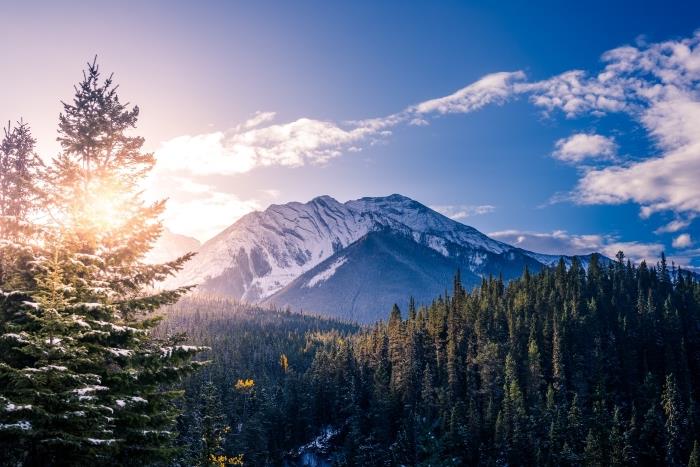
[689,440,700,467]
[199,381,229,466]
[662,373,685,466]
[0,120,43,290]
[0,59,203,466]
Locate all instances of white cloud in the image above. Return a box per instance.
[489,229,665,264]
[156,131,257,176]
[672,233,693,249]
[525,32,700,219]
[155,118,386,176]
[239,111,277,130]
[518,70,629,117]
[654,216,695,234]
[432,204,495,220]
[413,71,526,115]
[259,188,281,199]
[490,229,609,255]
[599,241,666,264]
[552,133,616,163]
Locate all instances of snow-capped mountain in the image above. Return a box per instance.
[167,194,600,312]
[263,230,481,323]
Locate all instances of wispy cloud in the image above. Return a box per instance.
[432,204,496,220]
[154,71,528,179]
[488,229,666,264]
[654,215,696,234]
[412,71,526,115]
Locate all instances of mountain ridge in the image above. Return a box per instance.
[163,194,604,319]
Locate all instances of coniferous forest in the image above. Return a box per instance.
[2,62,700,467]
[166,256,700,466]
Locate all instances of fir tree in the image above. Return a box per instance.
[689,440,700,467]
[662,373,685,466]
[0,120,43,290]
[0,59,203,465]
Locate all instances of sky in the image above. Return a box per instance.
[2,0,700,271]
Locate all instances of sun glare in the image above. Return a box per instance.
[75,178,126,232]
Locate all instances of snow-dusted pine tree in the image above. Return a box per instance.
[0,59,204,466]
[0,120,43,290]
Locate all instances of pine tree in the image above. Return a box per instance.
[387,304,405,393]
[688,440,700,467]
[566,394,584,461]
[0,120,43,290]
[609,406,626,466]
[662,373,685,466]
[0,59,203,465]
[584,428,605,467]
[199,381,228,465]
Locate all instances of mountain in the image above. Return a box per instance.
[144,228,201,264]
[166,194,601,321]
[264,230,481,323]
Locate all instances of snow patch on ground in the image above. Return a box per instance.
[305,257,348,288]
[3,403,32,412]
[286,426,339,466]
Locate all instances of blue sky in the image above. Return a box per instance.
[2,0,699,269]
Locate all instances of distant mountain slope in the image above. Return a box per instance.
[264,230,480,323]
[165,194,602,319]
[144,228,200,264]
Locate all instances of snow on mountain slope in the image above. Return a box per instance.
[265,230,478,323]
[304,257,348,288]
[520,250,608,269]
[167,195,372,300]
[166,194,599,302]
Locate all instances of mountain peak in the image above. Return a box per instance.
[311,194,338,203]
[165,194,602,309]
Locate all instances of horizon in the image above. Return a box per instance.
[2,1,699,271]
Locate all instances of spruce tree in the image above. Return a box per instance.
[689,440,700,467]
[662,373,685,466]
[0,120,43,290]
[0,59,203,466]
[199,381,229,465]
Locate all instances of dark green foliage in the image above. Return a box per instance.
[158,296,359,466]
[170,255,700,466]
[0,60,202,466]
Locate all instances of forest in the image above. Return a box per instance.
[1,59,700,467]
[168,256,700,466]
